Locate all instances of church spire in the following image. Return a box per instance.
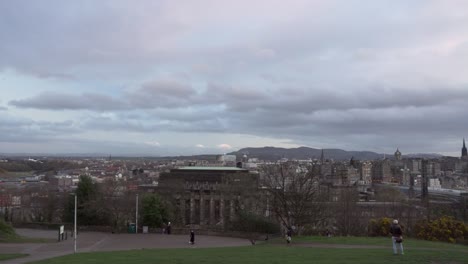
[462,138,468,158]
[320,149,324,164]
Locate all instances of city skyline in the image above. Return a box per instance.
[2,1,468,156]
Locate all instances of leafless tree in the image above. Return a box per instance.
[334,187,362,235]
[260,162,327,234]
[97,178,137,232]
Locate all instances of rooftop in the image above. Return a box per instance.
[176,166,247,171]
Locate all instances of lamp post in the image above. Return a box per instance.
[74,194,77,253]
[135,193,139,234]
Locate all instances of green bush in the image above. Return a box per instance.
[414,216,468,243]
[141,194,172,228]
[0,219,18,241]
[368,217,392,237]
[229,212,280,234]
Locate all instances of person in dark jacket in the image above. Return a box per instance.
[189,230,195,245]
[286,229,292,244]
[166,222,171,235]
[390,219,404,255]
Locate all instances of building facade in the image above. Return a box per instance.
[158,167,258,227]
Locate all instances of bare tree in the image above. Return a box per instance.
[334,187,362,235]
[260,162,327,234]
[98,178,136,232]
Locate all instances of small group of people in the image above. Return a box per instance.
[281,220,404,256]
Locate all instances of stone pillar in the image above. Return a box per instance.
[220,198,225,225]
[200,195,205,225]
[190,195,195,224]
[180,198,186,225]
[230,199,235,221]
[210,196,215,225]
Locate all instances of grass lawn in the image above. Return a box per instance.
[287,236,468,251]
[30,241,468,264]
[0,236,54,243]
[0,253,28,261]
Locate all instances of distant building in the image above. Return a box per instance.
[359,161,372,184]
[371,159,392,183]
[411,159,421,173]
[158,166,258,227]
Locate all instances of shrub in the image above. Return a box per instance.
[414,216,468,243]
[229,212,280,234]
[368,217,393,237]
[141,194,172,228]
[0,219,18,241]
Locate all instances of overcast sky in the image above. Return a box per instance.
[1,0,468,156]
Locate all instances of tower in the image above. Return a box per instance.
[462,138,467,158]
[421,159,429,201]
[394,148,402,161]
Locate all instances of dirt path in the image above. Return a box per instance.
[1,229,251,264]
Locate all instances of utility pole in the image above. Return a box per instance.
[135,193,139,234]
[74,194,77,253]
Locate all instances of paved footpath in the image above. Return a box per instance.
[1,229,251,264]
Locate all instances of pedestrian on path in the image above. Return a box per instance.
[286,228,292,245]
[166,222,171,235]
[390,219,404,255]
[189,230,195,245]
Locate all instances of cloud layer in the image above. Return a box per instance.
[1,0,468,155]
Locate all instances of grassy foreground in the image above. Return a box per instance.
[1,236,54,243]
[30,241,468,264]
[289,236,468,250]
[0,253,28,261]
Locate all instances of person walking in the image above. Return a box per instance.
[166,222,172,235]
[390,219,404,255]
[189,230,195,245]
[286,228,292,245]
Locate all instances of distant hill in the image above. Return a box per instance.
[403,153,443,159]
[228,147,382,161]
[0,167,8,175]
[229,147,443,161]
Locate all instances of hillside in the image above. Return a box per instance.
[229,147,383,161]
[0,167,8,176]
[229,147,442,161]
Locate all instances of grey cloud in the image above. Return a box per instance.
[82,116,158,132]
[0,1,192,78]
[145,107,224,123]
[82,114,228,134]
[0,106,7,110]
[0,115,78,143]
[139,80,197,97]
[9,92,128,111]
[3,1,468,155]
[127,80,198,109]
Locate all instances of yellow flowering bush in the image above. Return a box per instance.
[414,216,468,243]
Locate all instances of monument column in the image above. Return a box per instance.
[220,198,225,225]
[180,197,186,225]
[190,194,195,224]
[200,194,205,225]
[230,199,235,221]
[210,195,215,225]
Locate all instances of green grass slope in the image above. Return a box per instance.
[31,242,468,264]
[0,219,19,242]
[0,253,28,261]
